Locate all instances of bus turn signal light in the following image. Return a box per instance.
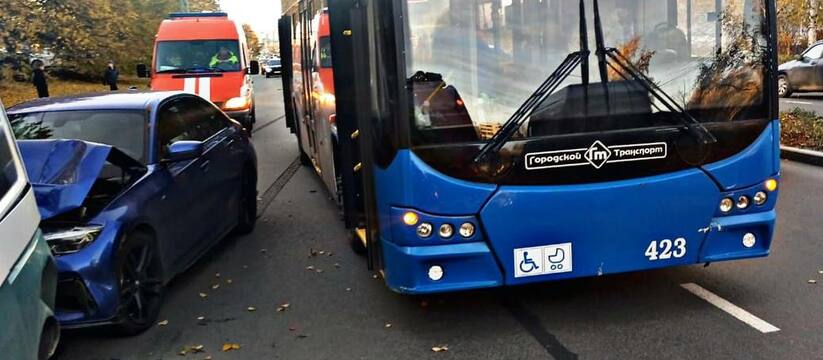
[754,191,767,206]
[765,179,778,192]
[402,211,419,226]
[719,198,734,213]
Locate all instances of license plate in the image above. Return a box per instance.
[513,243,573,278]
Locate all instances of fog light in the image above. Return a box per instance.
[416,223,433,238]
[765,179,778,192]
[754,191,767,206]
[438,224,454,239]
[428,265,444,281]
[459,223,475,238]
[402,211,419,226]
[742,233,756,248]
[736,195,750,209]
[719,198,734,213]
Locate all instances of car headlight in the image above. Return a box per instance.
[223,96,251,111]
[44,226,103,255]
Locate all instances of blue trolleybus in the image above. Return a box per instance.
[280,0,780,294]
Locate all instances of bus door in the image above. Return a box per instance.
[278,16,296,133]
[299,4,320,166]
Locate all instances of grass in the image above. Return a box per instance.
[0,77,149,108]
[780,108,823,152]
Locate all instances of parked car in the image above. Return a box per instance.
[778,40,823,97]
[264,58,282,78]
[0,101,59,359]
[8,91,258,335]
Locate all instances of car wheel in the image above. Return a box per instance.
[235,166,258,234]
[112,232,164,336]
[778,75,792,98]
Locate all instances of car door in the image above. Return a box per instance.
[154,97,213,266]
[186,97,245,240]
[789,44,823,91]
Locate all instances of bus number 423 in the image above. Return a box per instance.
[645,238,686,261]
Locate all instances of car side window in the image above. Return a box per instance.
[0,124,19,200]
[157,98,199,157]
[188,98,229,140]
[805,44,823,60]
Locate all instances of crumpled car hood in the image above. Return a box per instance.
[17,139,139,220]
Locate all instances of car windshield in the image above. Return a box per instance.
[405,0,770,146]
[156,40,242,73]
[10,110,147,163]
[267,59,281,66]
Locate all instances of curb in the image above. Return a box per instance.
[780,145,823,166]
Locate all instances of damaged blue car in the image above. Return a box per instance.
[8,92,258,334]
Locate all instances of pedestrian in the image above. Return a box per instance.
[104,61,119,91]
[31,60,49,98]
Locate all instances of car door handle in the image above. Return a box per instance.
[199,160,211,172]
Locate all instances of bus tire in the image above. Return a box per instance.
[778,75,792,98]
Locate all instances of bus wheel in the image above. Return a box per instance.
[349,231,367,256]
[778,75,792,98]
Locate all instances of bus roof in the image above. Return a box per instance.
[156,15,240,41]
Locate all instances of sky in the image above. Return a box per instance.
[218,0,282,40]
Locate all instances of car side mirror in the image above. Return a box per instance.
[136,64,150,78]
[249,60,260,75]
[163,141,203,163]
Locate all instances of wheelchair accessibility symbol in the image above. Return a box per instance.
[519,251,540,273]
[514,243,573,278]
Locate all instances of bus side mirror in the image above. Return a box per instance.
[249,60,260,75]
[136,64,150,78]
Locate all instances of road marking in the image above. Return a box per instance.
[785,100,813,105]
[681,283,780,334]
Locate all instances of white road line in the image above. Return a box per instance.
[680,283,780,334]
[785,100,814,105]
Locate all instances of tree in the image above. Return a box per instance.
[188,0,220,12]
[810,0,819,44]
[243,24,262,59]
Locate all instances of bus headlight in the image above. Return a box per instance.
[736,195,750,210]
[742,233,756,248]
[753,191,767,206]
[438,224,454,239]
[719,198,734,213]
[416,223,433,238]
[459,223,475,238]
[223,96,251,111]
[428,265,444,281]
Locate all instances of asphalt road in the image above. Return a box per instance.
[56,77,823,360]
[781,93,823,113]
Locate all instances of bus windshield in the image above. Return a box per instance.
[405,0,770,146]
[156,40,242,73]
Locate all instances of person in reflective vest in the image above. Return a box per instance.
[209,47,239,70]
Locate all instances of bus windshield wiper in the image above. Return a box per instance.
[474,0,590,164]
[589,0,716,147]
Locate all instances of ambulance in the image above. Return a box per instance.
[138,12,260,131]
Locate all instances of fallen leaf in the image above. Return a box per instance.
[197,316,206,321]
[226,279,233,284]
[319,250,326,255]
[385,323,392,328]
[334,263,341,268]
[809,279,818,284]
[204,356,212,360]
[277,303,290,312]
[179,349,188,356]
[289,326,297,331]
[242,265,248,269]
[372,274,379,279]
[819,270,823,274]
[157,319,169,326]
[260,248,268,253]
[221,343,241,352]
[327,252,334,257]
[211,284,220,290]
[215,273,221,278]
[297,334,310,339]
[247,306,257,312]
[346,287,352,292]
[309,248,318,257]
[432,345,449,352]
[306,265,315,271]
[316,269,324,273]
[191,345,205,353]
[199,292,208,298]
